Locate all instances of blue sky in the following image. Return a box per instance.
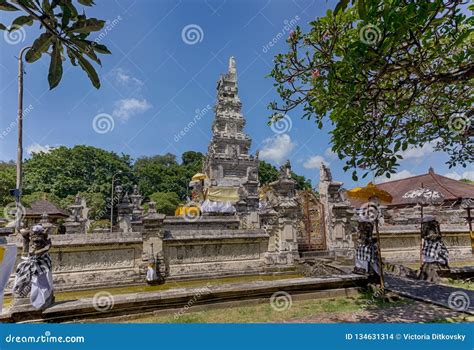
[0,0,471,188]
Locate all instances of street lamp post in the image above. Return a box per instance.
[15,46,31,231]
[110,171,123,232]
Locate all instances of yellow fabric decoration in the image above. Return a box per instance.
[346,182,393,203]
[0,246,5,264]
[191,173,208,181]
[175,206,200,217]
[206,187,239,202]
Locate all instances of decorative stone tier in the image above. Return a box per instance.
[5,233,144,292]
[162,229,270,279]
[379,224,472,262]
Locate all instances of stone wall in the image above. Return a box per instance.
[6,233,144,293]
[378,224,472,263]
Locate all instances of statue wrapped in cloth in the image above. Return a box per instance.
[354,219,380,276]
[12,224,55,309]
[419,216,449,282]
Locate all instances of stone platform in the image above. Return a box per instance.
[0,275,367,323]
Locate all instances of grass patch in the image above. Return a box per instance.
[118,290,412,324]
[440,278,474,291]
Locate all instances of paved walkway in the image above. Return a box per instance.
[384,274,474,315]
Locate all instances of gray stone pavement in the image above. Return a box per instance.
[384,274,474,315]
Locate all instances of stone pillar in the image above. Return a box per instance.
[117,193,134,233]
[141,202,166,279]
[318,164,354,258]
[262,161,300,266]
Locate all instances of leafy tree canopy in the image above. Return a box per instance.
[269,0,473,181]
[148,192,181,216]
[0,0,111,89]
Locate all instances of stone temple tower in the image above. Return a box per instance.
[203,57,259,212]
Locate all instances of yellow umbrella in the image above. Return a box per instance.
[346,182,392,203]
[347,182,393,290]
[191,173,208,181]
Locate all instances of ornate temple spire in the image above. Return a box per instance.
[228,56,237,81]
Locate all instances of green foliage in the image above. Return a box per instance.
[0,161,15,208]
[0,0,111,89]
[22,191,62,207]
[147,192,181,215]
[258,160,279,185]
[259,160,312,190]
[88,219,110,233]
[460,179,474,185]
[134,152,204,199]
[269,0,473,180]
[23,145,134,199]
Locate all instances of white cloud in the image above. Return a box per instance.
[27,143,53,155]
[112,68,144,87]
[303,155,328,169]
[260,134,295,164]
[112,98,151,121]
[376,169,414,183]
[324,147,337,160]
[444,171,474,181]
[398,139,440,160]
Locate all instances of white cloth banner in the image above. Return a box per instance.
[0,244,17,314]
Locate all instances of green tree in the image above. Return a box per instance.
[269,0,473,181]
[258,160,312,190]
[0,0,111,89]
[0,161,16,209]
[259,160,279,185]
[134,152,204,200]
[23,145,134,199]
[148,192,181,215]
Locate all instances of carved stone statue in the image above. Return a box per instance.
[12,224,55,309]
[418,216,449,282]
[354,220,378,275]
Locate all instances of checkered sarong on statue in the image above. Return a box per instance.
[356,243,377,262]
[13,253,52,298]
[422,240,449,265]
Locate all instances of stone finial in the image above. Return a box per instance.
[228,56,237,82]
[320,163,332,182]
[428,166,434,174]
